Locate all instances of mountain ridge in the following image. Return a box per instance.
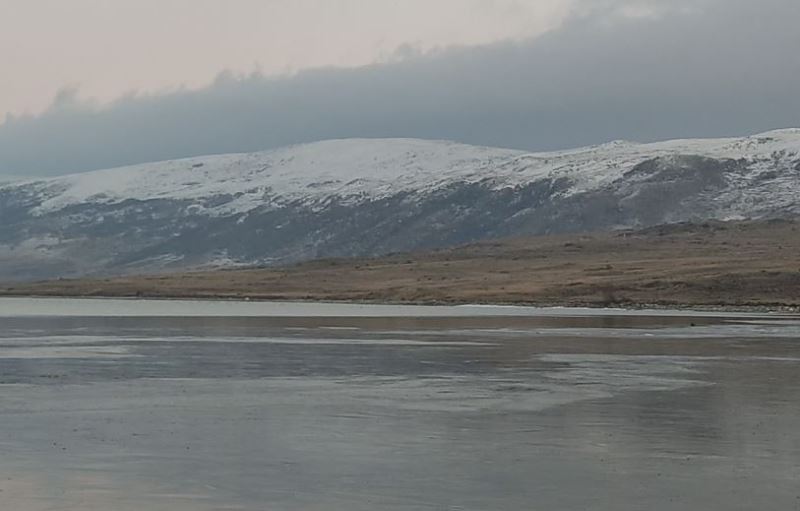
[1,129,799,281]
[8,128,800,213]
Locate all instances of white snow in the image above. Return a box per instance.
[3,129,799,217]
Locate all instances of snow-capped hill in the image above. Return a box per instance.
[10,128,800,216]
[22,139,525,216]
[1,130,799,281]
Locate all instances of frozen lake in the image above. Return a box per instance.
[0,298,798,510]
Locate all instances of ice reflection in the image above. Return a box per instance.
[0,301,798,510]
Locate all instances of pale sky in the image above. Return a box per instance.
[0,0,576,116]
[1,0,798,177]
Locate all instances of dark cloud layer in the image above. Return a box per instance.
[1,0,798,177]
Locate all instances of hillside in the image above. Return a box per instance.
[4,219,798,309]
[1,130,799,281]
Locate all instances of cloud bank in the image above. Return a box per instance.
[1,0,798,177]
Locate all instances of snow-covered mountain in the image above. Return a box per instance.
[1,129,799,281]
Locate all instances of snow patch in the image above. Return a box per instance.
[1,130,799,218]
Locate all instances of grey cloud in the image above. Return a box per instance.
[1,0,798,177]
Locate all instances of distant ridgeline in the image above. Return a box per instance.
[0,130,799,281]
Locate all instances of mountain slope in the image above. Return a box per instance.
[1,130,799,281]
[3,220,798,309]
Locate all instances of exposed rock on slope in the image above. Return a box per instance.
[1,130,799,281]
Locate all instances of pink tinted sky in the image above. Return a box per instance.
[0,0,577,116]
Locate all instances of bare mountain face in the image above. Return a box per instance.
[1,130,799,281]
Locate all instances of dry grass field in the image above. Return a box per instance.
[2,219,799,309]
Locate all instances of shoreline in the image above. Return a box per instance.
[2,292,798,316]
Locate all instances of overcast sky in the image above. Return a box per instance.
[1,0,798,177]
[1,0,576,117]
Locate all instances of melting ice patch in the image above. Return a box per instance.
[0,345,135,359]
[288,355,711,414]
[540,354,710,394]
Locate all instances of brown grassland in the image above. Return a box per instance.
[2,219,799,309]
